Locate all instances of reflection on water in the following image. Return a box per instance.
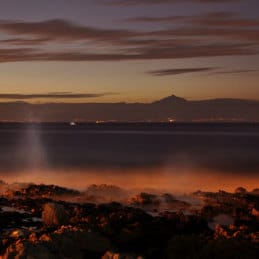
[16,123,48,170]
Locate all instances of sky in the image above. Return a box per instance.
[0,0,259,103]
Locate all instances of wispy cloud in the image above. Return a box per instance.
[148,27,259,43]
[0,12,258,63]
[148,67,215,76]
[0,92,114,99]
[124,16,185,23]
[0,42,254,63]
[0,19,134,44]
[148,67,259,77]
[99,0,240,6]
[188,12,259,28]
[125,11,259,28]
[209,69,259,75]
[0,38,49,45]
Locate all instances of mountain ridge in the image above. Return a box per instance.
[1,94,258,105]
[0,95,259,122]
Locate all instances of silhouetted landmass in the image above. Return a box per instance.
[1,95,259,122]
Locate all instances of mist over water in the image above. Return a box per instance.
[0,123,259,193]
[17,123,48,171]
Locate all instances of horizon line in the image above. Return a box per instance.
[0,94,259,104]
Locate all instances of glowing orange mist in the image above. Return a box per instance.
[1,166,258,194]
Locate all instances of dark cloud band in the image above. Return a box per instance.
[0,92,114,99]
[209,69,259,75]
[148,67,215,76]
[0,19,134,43]
[125,11,259,28]
[0,8,258,63]
[0,41,255,63]
[99,0,240,6]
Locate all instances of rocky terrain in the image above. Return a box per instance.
[0,182,258,258]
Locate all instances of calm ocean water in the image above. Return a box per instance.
[0,123,258,192]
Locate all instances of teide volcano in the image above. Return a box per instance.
[0,95,259,122]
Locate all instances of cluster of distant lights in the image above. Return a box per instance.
[70,118,176,125]
[69,120,114,125]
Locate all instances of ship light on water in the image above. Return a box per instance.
[168,118,176,123]
[70,121,76,126]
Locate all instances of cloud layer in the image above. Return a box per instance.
[99,0,241,6]
[0,19,134,44]
[209,69,259,75]
[0,92,113,100]
[0,1,258,65]
[125,11,259,28]
[148,67,215,76]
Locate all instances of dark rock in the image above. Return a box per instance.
[85,184,127,203]
[42,203,69,226]
[3,226,112,259]
[251,189,259,195]
[10,184,80,199]
[129,193,160,208]
[102,251,143,259]
[235,187,247,195]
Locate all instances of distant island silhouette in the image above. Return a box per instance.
[0,95,259,122]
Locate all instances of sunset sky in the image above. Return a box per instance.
[0,0,259,103]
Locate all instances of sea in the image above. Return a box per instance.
[0,122,258,193]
